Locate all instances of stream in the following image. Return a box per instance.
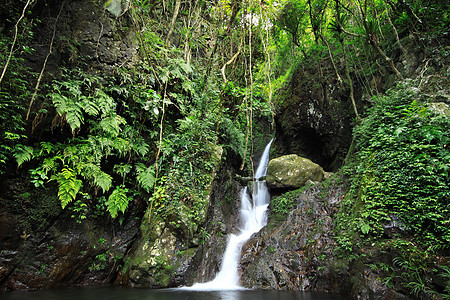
[1,287,349,300]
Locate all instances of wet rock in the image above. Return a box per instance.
[183,160,244,285]
[119,145,224,288]
[0,172,144,291]
[266,155,324,189]
[240,182,349,293]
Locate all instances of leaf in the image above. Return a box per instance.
[81,96,100,116]
[360,223,371,235]
[95,89,116,117]
[50,93,69,116]
[99,114,126,137]
[67,104,84,133]
[40,142,55,155]
[136,163,156,192]
[111,137,131,156]
[106,186,129,218]
[13,144,34,167]
[92,168,112,193]
[82,163,112,193]
[56,167,83,209]
[134,139,150,157]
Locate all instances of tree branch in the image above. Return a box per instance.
[26,1,65,121]
[165,0,181,47]
[0,0,32,86]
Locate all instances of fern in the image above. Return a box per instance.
[95,89,116,117]
[81,163,112,193]
[136,163,155,192]
[93,170,112,193]
[81,96,100,116]
[66,104,84,133]
[13,144,34,167]
[106,186,129,218]
[50,92,84,133]
[50,93,69,116]
[99,115,126,137]
[56,167,83,209]
[111,137,131,157]
[134,139,150,157]
[39,141,55,155]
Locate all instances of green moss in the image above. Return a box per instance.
[270,185,309,216]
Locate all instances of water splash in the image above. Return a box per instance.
[183,139,273,291]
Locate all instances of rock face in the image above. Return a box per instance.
[266,155,324,189]
[182,157,245,285]
[240,182,347,292]
[273,58,355,172]
[0,0,140,291]
[0,177,144,291]
[117,145,225,288]
[239,180,411,299]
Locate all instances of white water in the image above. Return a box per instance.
[183,139,273,291]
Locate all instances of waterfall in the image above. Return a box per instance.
[183,139,273,291]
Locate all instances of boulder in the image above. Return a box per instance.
[266,155,324,189]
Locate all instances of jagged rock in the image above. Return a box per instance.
[266,154,324,189]
[120,144,224,288]
[240,183,350,293]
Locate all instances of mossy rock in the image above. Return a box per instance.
[266,154,324,189]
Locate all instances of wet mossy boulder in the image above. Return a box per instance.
[266,155,324,189]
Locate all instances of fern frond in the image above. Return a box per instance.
[95,89,116,117]
[42,157,58,172]
[106,186,129,218]
[50,93,69,116]
[81,96,100,116]
[94,171,112,193]
[66,104,84,133]
[136,163,155,192]
[81,163,112,193]
[134,139,150,157]
[111,137,131,157]
[99,115,125,137]
[57,167,83,208]
[13,144,34,167]
[39,141,56,156]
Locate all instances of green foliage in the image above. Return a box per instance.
[271,187,306,216]
[13,144,33,167]
[334,79,449,298]
[48,72,119,135]
[275,0,309,47]
[136,163,156,192]
[348,80,450,246]
[106,186,129,219]
[55,167,83,209]
[0,32,33,173]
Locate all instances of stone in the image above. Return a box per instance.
[266,155,324,189]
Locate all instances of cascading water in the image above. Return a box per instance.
[183,139,273,291]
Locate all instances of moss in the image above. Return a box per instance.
[13,183,61,233]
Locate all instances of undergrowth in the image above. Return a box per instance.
[335,79,450,298]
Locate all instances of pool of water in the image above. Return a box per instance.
[1,287,349,300]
